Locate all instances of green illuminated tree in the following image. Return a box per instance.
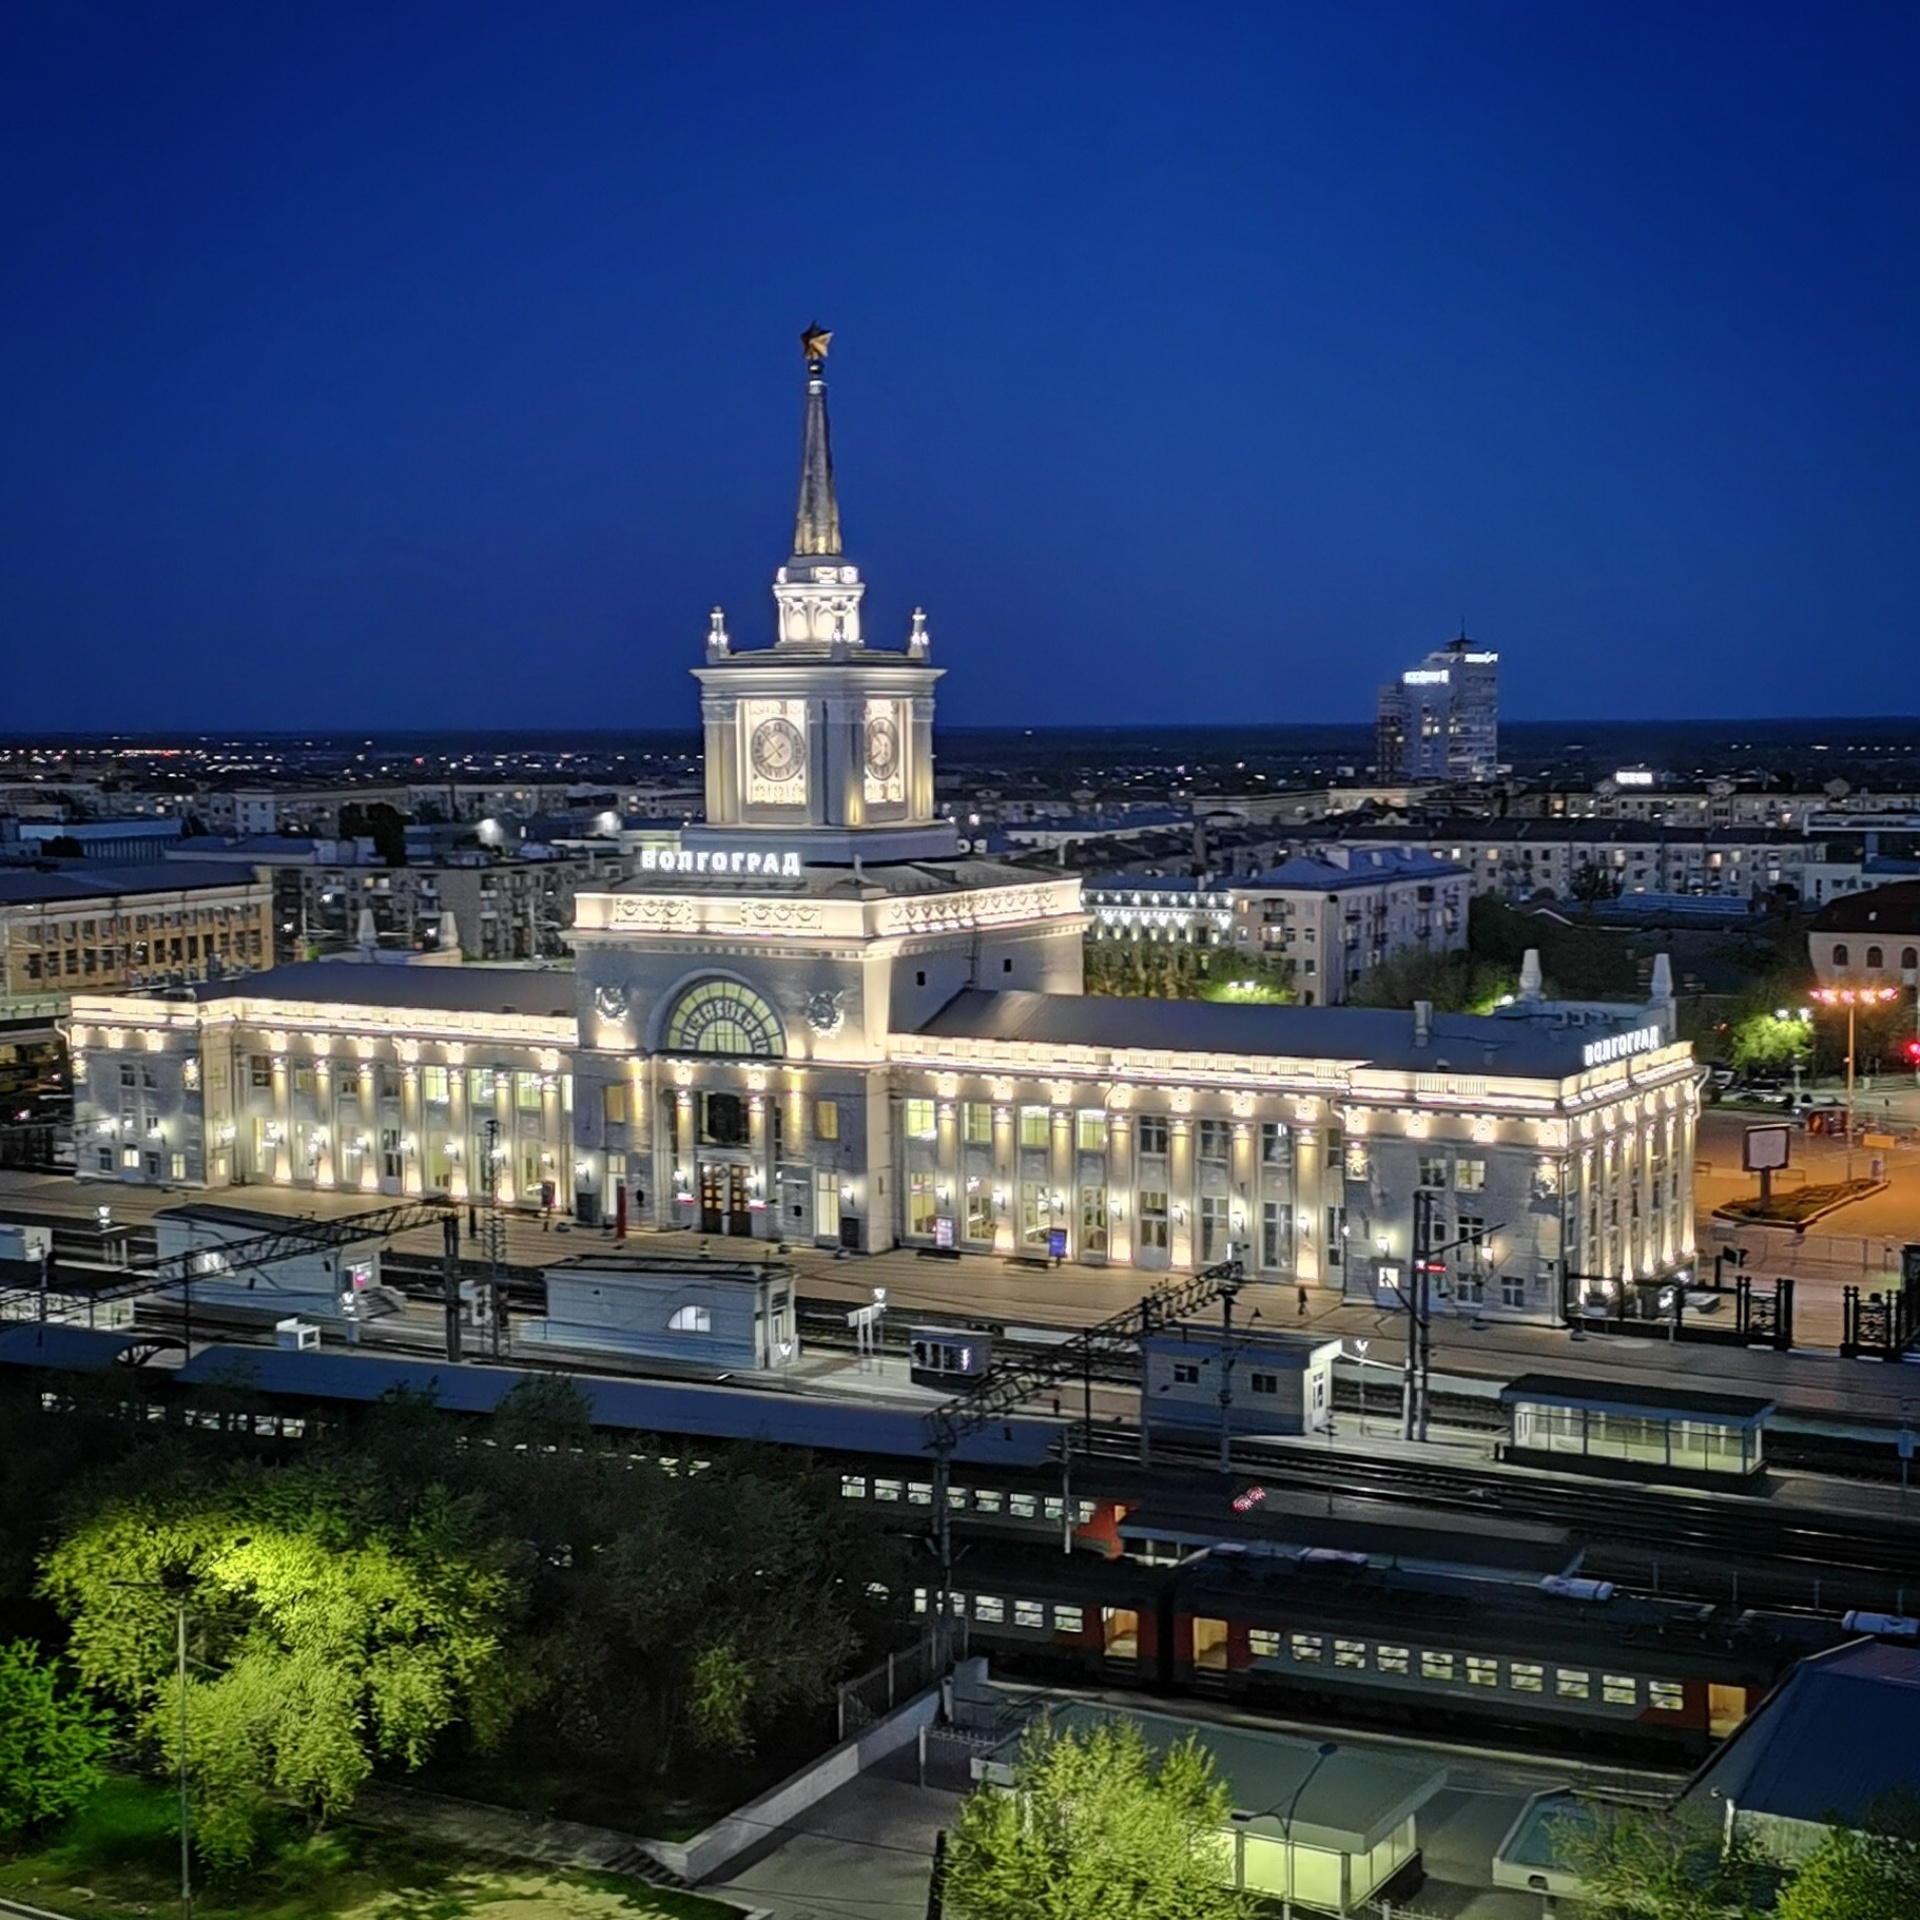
[1552,1800,1777,1919]
[39,1455,519,1865]
[0,1639,110,1838]
[944,1715,1252,1920]
[1774,1799,1920,1920]
[1729,1009,1811,1074]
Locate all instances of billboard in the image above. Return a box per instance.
[1743,1124,1791,1172]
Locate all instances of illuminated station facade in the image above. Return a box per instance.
[70,335,1699,1323]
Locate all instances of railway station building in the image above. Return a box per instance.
[66,334,1702,1325]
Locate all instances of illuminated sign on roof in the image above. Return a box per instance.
[1403,669,1451,686]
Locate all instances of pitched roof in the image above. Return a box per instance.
[0,862,267,904]
[184,960,576,1020]
[1809,881,1920,935]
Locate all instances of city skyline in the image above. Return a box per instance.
[3,2,1917,731]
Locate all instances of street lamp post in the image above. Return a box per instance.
[112,1580,192,1920]
[1279,1740,1338,1919]
[1810,986,1898,1180]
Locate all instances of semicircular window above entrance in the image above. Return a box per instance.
[664,979,785,1057]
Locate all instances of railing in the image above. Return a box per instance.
[835,1629,959,1741]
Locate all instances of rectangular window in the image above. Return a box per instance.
[1455,1157,1487,1192]
[909,1171,938,1237]
[1334,1639,1366,1669]
[1261,1200,1288,1271]
[1075,1110,1108,1152]
[1325,1204,1346,1267]
[600,1080,627,1124]
[1173,1362,1200,1386]
[974,1489,1002,1514]
[873,1478,902,1503]
[906,1482,933,1506]
[1080,1185,1108,1254]
[814,1098,839,1141]
[1466,1657,1500,1688]
[1377,1645,1410,1675]
[1557,1669,1591,1699]
[1137,1114,1169,1156]
[1510,1663,1545,1693]
[973,1595,1004,1624]
[1249,1629,1281,1658]
[1018,1106,1051,1149]
[963,1101,992,1145]
[1421,1651,1456,1682]
[1249,1370,1278,1395]
[1009,1493,1036,1519]
[169,1153,186,1182]
[516,1072,542,1112]
[1199,1194,1229,1262]
[965,1189,993,1242]
[1650,1682,1685,1712]
[1603,1675,1637,1705]
[1014,1599,1045,1630]
[1020,1182,1052,1247]
[469,1068,497,1104]
[1054,1605,1084,1633]
[292,1064,316,1096]
[1290,1633,1323,1663]
[1418,1154,1448,1188]
[250,1055,274,1089]
[424,1066,451,1106]
[904,1097,936,1139]
[1197,1119,1231,1163]
[1139,1189,1169,1250]
[1260,1122,1290,1166]
[840,1474,867,1499]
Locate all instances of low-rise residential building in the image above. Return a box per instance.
[1807,881,1920,985]
[0,864,273,1017]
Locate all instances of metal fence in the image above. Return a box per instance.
[835,1629,958,1741]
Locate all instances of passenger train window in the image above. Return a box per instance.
[1054,1605,1084,1632]
[1557,1670,1590,1699]
[1249,1630,1281,1658]
[1014,1600,1045,1629]
[1510,1663,1544,1693]
[1650,1683,1684,1712]
[1334,1640,1366,1669]
[975,1489,1004,1514]
[1603,1675,1637,1705]
[1077,1501,1097,1523]
[1010,1493,1037,1519]
[1421,1651,1455,1681]
[975,1596,1004,1623]
[874,1478,902,1502]
[907,1482,933,1505]
[947,1487,968,1510]
[1044,1497,1066,1521]
[1291,1634,1324,1663]
[911,1588,928,1613]
[1466,1657,1499,1687]
[840,1474,867,1499]
[1376,1646,1410,1675]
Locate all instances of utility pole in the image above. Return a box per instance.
[1218,1271,1245,1475]
[441,1209,462,1363]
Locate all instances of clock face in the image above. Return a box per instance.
[865,714,899,779]
[750,716,805,782]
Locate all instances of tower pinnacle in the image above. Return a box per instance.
[792,323,841,558]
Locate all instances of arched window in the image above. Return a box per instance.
[663,978,784,1057]
[668,1304,712,1333]
[1833,943,1850,967]
[1867,945,1884,969]
[1904,948,1918,970]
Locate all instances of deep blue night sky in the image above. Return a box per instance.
[2,2,1916,731]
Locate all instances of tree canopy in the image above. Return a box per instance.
[944,1715,1251,1920]
[0,1639,110,1839]
[40,1453,518,1864]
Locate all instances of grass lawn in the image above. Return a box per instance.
[0,1779,738,1920]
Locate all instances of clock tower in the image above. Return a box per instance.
[685,326,956,865]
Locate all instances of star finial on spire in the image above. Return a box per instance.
[801,323,832,363]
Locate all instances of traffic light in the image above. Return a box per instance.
[1906,1039,1920,1066]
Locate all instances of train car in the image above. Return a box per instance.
[907,1324,994,1389]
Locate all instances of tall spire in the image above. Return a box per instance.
[792,323,841,557]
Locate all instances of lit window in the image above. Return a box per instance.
[1454,1158,1487,1192]
[1376,1645,1410,1675]
[1009,1493,1036,1519]
[1054,1605,1085,1633]
[904,1097,936,1139]
[874,1478,902,1503]
[1291,1633,1324,1663]
[1603,1674,1637,1705]
[1014,1600,1045,1629]
[1511,1663,1544,1693]
[1421,1651,1456,1682]
[666,1304,712,1333]
[1466,1657,1499,1687]
[963,1102,993,1145]
[1076,1111,1108,1151]
[815,1098,839,1141]
[840,1474,867,1499]
[1334,1639,1366,1669]
[1557,1669,1590,1699]
[974,1595,1004,1624]
[1650,1682,1684,1712]
[1019,1106,1051,1148]
[912,1588,928,1613]
[907,1482,933,1506]
[1249,1629,1281,1657]
[974,1489,1003,1514]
